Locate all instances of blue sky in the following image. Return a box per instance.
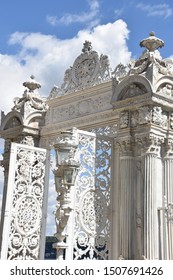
[0,0,173,112]
[0,0,173,57]
[1,0,173,234]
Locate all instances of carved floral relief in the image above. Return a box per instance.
[52,95,112,123]
[120,106,168,129]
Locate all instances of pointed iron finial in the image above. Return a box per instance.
[140,32,164,52]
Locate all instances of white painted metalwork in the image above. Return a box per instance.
[71,130,112,260]
[0,143,49,260]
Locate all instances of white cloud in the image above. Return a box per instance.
[0,19,131,114]
[136,3,173,19]
[46,16,58,27]
[46,0,100,28]
[114,8,124,19]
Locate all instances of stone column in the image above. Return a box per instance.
[142,136,163,259]
[119,140,135,259]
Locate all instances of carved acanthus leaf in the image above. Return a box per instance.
[135,134,164,156]
[163,138,173,158]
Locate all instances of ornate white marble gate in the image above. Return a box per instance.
[1,32,173,260]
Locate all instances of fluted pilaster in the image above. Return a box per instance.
[142,137,163,259]
[119,140,135,259]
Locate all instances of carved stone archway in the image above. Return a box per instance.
[1,33,173,260]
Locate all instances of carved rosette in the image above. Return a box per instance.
[79,189,107,234]
[14,196,40,235]
[72,49,100,86]
[49,41,112,96]
[7,145,47,260]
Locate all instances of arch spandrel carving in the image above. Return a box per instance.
[1,111,23,131]
[111,75,152,104]
[155,76,173,97]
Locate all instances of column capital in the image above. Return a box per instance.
[163,138,173,158]
[135,134,164,156]
[116,137,134,156]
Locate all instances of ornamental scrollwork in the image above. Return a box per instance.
[152,106,168,128]
[51,94,112,123]
[15,196,40,236]
[16,135,35,146]
[90,124,117,136]
[157,83,173,98]
[119,106,168,129]
[79,189,107,234]
[73,133,111,260]
[12,76,48,115]
[112,63,129,81]
[48,41,112,98]
[7,144,47,260]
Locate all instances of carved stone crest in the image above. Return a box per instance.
[48,41,112,97]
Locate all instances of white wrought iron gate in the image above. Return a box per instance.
[0,143,49,260]
[65,130,113,260]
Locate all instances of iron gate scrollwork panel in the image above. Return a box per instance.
[73,132,112,259]
[5,144,48,260]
